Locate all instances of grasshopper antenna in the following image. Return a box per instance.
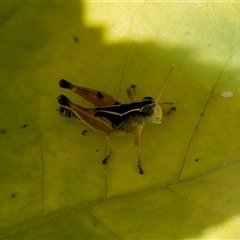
[156,65,175,102]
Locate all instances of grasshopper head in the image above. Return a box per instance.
[150,101,163,123]
[141,97,162,124]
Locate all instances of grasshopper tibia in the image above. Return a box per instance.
[139,167,144,175]
[59,79,72,89]
[103,155,110,164]
[134,126,144,175]
[103,136,113,165]
[57,94,71,107]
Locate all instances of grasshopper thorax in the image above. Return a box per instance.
[140,97,162,124]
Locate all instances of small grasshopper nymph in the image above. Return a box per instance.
[57,66,176,174]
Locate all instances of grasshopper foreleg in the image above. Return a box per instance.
[161,102,176,115]
[164,107,176,115]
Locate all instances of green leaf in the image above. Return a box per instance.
[1,2,240,239]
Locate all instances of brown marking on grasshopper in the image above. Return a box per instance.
[96,92,104,99]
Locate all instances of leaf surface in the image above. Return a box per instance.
[1,2,240,239]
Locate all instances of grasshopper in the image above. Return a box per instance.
[57,66,176,174]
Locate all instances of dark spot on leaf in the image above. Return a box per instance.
[195,158,199,162]
[73,35,79,43]
[11,194,16,198]
[19,124,28,129]
[96,149,98,152]
[0,129,7,134]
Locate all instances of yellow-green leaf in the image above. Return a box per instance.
[1,2,240,239]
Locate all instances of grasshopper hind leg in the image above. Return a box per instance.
[102,136,113,165]
[59,79,72,89]
[57,95,80,121]
[134,126,144,175]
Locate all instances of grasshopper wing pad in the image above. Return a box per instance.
[95,100,153,130]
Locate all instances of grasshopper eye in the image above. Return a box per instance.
[141,103,155,116]
[140,97,155,116]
